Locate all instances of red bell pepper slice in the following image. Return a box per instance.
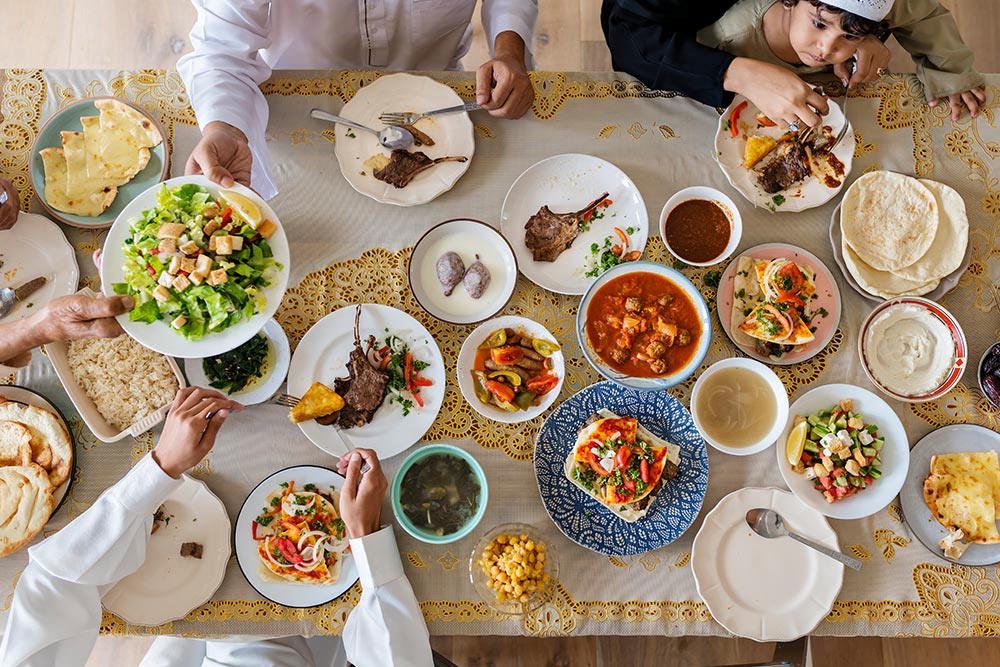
[730,100,748,138]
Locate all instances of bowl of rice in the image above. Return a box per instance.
[45,292,184,441]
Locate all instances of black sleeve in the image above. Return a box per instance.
[602,0,738,108]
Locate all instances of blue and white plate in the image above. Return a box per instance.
[534,381,709,556]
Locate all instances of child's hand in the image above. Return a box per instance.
[929,87,987,120]
[724,58,829,128]
[838,37,891,89]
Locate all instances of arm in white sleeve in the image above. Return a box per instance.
[343,527,433,667]
[482,0,538,64]
[176,0,278,199]
[0,455,182,667]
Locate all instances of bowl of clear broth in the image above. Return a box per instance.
[659,186,742,267]
[578,261,711,391]
[691,358,789,455]
[391,444,488,544]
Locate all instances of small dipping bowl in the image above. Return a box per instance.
[469,522,559,615]
[691,358,789,456]
[391,444,489,545]
[659,186,742,267]
[978,341,1000,408]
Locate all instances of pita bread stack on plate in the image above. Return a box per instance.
[839,171,969,299]
[41,99,163,217]
[0,397,74,557]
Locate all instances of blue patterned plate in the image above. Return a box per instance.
[534,381,709,556]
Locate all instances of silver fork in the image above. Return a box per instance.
[378,102,481,126]
[826,60,854,153]
[269,392,369,473]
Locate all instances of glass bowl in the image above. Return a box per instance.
[469,522,558,615]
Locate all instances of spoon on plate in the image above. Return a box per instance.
[746,508,864,571]
[309,108,414,150]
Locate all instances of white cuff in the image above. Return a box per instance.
[349,526,404,589]
[118,453,185,517]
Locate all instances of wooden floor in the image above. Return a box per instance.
[4,1,1000,665]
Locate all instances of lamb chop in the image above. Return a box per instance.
[320,305,390,429]
[372,150,467,188]
[523,192,609,262]
[755,141,811,194]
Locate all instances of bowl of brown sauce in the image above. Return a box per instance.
[659,187,742,266]
[577,261,711,390]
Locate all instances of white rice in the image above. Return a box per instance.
[67,336,179,432]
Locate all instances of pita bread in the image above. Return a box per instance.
[0,464,55,557]
[841,171,938,272]
[82,115,150,185]
[40,146,117,216]
[95,99,163,148]
[841,236,938,299]
[0,422,32,466]
[887,180,969,283]
[0,399,73,488]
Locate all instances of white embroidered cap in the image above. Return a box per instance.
[820,0,894,21]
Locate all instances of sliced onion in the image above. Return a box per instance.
[293,558,324,572]
[282,492,316,517]
[296,530,327,551]
[262,537,287,569]
[324,536,350,553]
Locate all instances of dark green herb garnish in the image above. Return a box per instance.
[202,331,269,393]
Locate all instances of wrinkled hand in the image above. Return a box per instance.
[153,387,242,478]
[185,121,253,189]
[476,31,534,119]
[336,449,387,539]
[838,36,891,89]
[35,293,133,345]
[929,86,987,120]
[0,178,20,231]
[724,58,829,127]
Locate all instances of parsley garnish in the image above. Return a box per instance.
[703,270,721,288]
[772,194,786,206]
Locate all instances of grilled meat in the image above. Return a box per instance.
[756,141,810,194]
[523,192,610,262]
[326,305,390,429]
[372,150,467,188]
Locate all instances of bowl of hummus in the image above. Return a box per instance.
[858,297,967,403]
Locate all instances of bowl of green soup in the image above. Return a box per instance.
[391,444,488,544]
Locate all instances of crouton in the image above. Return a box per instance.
[189,271,205,285]
[215,235,233,255]
[179,240,199,255]
[167,256,182,275]
[230,235,244,251]
[208,235,218,251]
[152,285,171,302]
[157,271,174,288]
[203,220,221,235]
[158,238,178,253]
[257,219,277,239]
[202,205,220,219]
[207,269,228,286]
[157,223,185,240]
[179,257,197,274]
[171,314,187,329]
[195,255,213,274]
[171,274,191,291]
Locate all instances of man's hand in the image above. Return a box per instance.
[839,36,891,89]
[929,86,987,120]
[336,449,387,539]
[476,31,534,120]
[724,58,829,128]
[153,387,242,478]
[185,121,253,189]
[34,294,134,346]
[0,178,20,231]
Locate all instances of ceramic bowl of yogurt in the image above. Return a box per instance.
[858,296,967,403]
[409,219,518,325]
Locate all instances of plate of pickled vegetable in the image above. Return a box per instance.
[456,316,565,424]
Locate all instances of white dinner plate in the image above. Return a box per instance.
[714,95,854,212]
[0,212,79,322]
[103,475,230,625]
[900,424,1000,566]
[235,465,359,608]
[184,319,291,405]
[692,487,844,641]
[332,73,474,206]
[499,154,649,295]
[777,384,909,519]
[456,316,565,424]
[717,243,842,365]
[287,304,445,460]
[100,175,290,359]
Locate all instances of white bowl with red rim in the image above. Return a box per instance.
[659,186,742,267]
[858,296,967,403]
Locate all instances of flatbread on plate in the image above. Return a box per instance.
[923,451,1000,545]
[0,399,73,487]
[40,146,117,216]
[0,464,55,557]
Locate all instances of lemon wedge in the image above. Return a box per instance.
[786,420,809,467]
[219,189,262,229]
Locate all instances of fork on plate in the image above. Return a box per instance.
[378,102,481,126]
[269,392,370,473]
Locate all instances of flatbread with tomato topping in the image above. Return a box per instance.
[732,257,817,357]
[564,410,680,523]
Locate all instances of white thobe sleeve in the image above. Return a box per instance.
[342,527,433,667]
[481,0,538,62]
[0,455,182,667]
[176,0,279,200]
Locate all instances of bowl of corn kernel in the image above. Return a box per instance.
[469,522,558,615]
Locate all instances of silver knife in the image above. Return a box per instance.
[0,276,47,320]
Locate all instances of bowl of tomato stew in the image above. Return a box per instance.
[659,186,742,267]
[577,262,711,390]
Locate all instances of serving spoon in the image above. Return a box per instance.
[309,108,414,150]
[746,508,864,571]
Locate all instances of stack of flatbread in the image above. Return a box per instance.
[41,99,163,216]
[0,397,73,558]
[839,171,969,299]
[924,451,1000,558]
